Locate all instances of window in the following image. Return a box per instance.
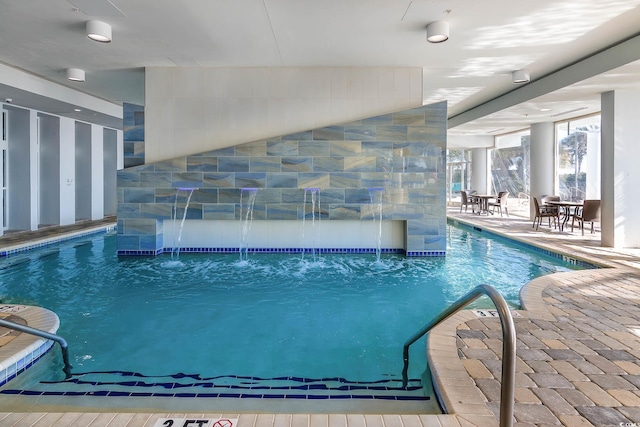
[491,130,530,215]
[446,149,472,204]
[555,115,600,201]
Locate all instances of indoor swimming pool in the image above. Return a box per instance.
[0,224,592,413]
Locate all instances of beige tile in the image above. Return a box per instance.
[573,381,622,407]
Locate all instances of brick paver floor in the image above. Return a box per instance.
[453,268,640,426]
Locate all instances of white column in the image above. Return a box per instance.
[529,122,555,219]
[601,90,640,248]
[59,117,75,225]
[91,124,104,220]
[585,131,600,199]
[29,110,38,230]
[471,148,489,193]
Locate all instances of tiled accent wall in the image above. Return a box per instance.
[117,101,447,256]
[123,103,145,168]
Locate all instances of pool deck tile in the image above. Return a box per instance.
[2,209,640,426]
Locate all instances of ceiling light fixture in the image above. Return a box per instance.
[511,70,530,84]
[66,68,85,82]
[426,21,449,43]
[86,20,112,43]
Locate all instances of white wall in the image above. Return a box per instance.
[163,220,405,251]
[145,67,424,163]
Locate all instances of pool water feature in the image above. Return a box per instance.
[0,225,589,412]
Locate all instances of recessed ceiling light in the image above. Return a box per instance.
[540,108,551,112]
[86,20,112,43]
[511,70,530,84]
[74,108,82,112]
[66,68,85,82]
[426,21,449,43]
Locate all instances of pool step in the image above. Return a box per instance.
[2,371,430,402]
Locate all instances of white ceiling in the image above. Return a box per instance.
[1,0,640,135]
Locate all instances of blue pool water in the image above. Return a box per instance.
[0,224,590,412]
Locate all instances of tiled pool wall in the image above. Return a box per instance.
[0,339,54,387]
[0,306,60,388]
[0,225,117,257]
[116,102,447,256]
[448,218,602,269]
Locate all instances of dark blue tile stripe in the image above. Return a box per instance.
[0,389,430,401]
[118,247,448,256]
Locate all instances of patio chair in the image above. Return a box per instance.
[489,191,509,217]
[460,190,479,213]
[532,197,559,230]
[571,199,601,235]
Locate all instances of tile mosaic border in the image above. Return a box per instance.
[116,247,449,256]
[165,247,405,254]
[0,225,117,257]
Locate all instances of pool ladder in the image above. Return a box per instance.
[402,284,516,427]
[0,318,72,379]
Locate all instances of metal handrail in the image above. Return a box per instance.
[402,284,516,427]
[0,318,72,379]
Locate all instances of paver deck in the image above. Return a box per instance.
[1,208,640,426]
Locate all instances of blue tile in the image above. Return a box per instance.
[313,126,344,140]
[218,157,250,172]
[236,173,267,188]
[140,172,173,187]
[187,156,218,172]
[266,173,297,188]
[267,140,298,156]
[203,172,235,188]
[171,172,204,188]
[345,125,376,141]
[282,157,312,172]
[363,113,393,125]
[298,140,330,156]
[283,130,312,140]
[155,158,187,171]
